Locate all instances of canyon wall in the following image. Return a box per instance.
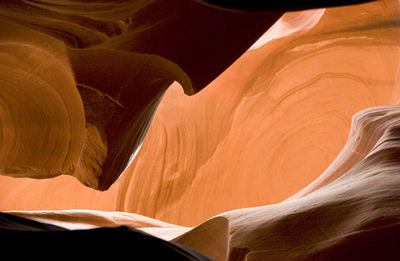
[1,0,399,226]
[2,0,400,260]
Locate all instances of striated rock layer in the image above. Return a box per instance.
[0,0,283,189]
[121,0,400,225]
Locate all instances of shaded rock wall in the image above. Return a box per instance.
[0,0,282,190]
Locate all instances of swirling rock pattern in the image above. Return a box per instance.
[8,104,400,261]
[1,0,400,225]
[2,0,400,260]
[0,0,283,189]
[221,105,400,261]
[125,0,400,225]
[0,23,85,179]
[123,0,400,226]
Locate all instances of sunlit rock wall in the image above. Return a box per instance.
[3,0,400,260]
[1,0,400,233]
[123,0,400,226]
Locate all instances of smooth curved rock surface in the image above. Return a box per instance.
[0,0,399,227]
[9,105,400,261]
[0,0,283,190]
[1,0,400,260]
[122,0,400,225]
[0,22,85,179]
[221,105,400,261]
[172,216,230,261]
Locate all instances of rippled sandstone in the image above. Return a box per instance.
[0,0,283,189]
[1,0,400,260]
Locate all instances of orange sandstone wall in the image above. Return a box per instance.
[0,0,399,227]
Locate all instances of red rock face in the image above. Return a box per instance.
[1,0,400,260]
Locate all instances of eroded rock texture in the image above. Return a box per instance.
[2,0,400,260]
[8,105,400,261]
[0,0,283,189]
[1,0,399,225]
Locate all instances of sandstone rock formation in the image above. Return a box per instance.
[0,0,283,189]
[1,0,400,260]
[9,105,400,261]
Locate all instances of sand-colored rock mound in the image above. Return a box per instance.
[7,209,228,261]
[172,216,230,261]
